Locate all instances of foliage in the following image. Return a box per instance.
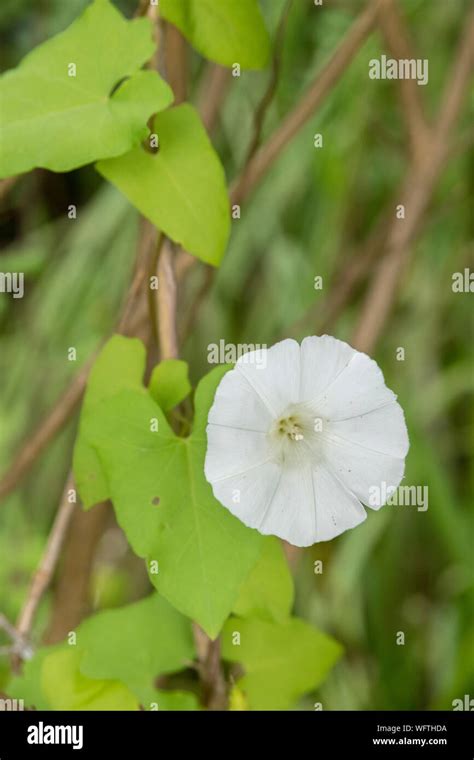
[0,0,471,712]
[97,105,231,265]
[0,0,173,176]
[160,0,271,69]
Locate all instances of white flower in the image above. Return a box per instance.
[204,336,409,547]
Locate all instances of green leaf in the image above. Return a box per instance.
[149,359,192,411]
[8,594,198,712]
[73,335,146,509]
[42,648,139,711]
[8,645,62,710]
[154,690,198,711]
[221,617,343,710]
[136,687,199,711]
[160,0,271,69]
[82,364,262,637]
[0,0,173,178]
[9,646,138,711]
[228,683,249,711]
[97,105,230,266]
[79,593,195,700]
[233,536,294,623]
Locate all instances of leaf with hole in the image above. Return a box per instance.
[0,0,173,177]
[96,105,230,266]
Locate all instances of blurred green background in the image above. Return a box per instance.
[0,0,472,709]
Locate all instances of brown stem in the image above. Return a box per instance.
[157,239,179,360]
[197,64,232,134]
[375,0,431,163]
[352,10,474,354]
[147,233,165,351]
[165,23,188,104]
[12,474,77,667]
[179,265,214,345]
[0,361,93,503]
[230,0,381,206]
[175,1,381,277]
[43,501,110,644]
[0,223,155,505]
[0,614,32,660]
[193,625,228,710]
[243,0,293,165]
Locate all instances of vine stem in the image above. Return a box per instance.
[157,239,179,360]
[156,13,228,709]
[11,475,76,671]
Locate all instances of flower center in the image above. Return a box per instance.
[277,415,305,441]
[268,404,322,467]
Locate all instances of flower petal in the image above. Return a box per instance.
[256,464,367,546]
[235,339,300,417]
[207,458,366,547]
[326,403,409,458]
[207,459,283,528]
[207,366,272,433]
[315,351,399,419]
[204,424,270,483]
[310,465,367,543]
[320,430,406,509]
[205,335,410,546]
[299,335,356,403]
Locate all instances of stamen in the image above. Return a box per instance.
[268,403,323,467]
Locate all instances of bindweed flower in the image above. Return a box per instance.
[204,336,409,547]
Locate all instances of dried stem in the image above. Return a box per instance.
[230,0,381,206]
[193,625,228,710]
[352,10,474,354]
[44,501,110,644]
[0,360,93,502]
[197,64,232,134]
[0,223,156,504]
[165,23,188,104]
[375,0,431,162]
[180,0,294,341]
[157,239,179,360]
[0,614,32,660]
[243,0,293,165]
[12,474,76,666]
